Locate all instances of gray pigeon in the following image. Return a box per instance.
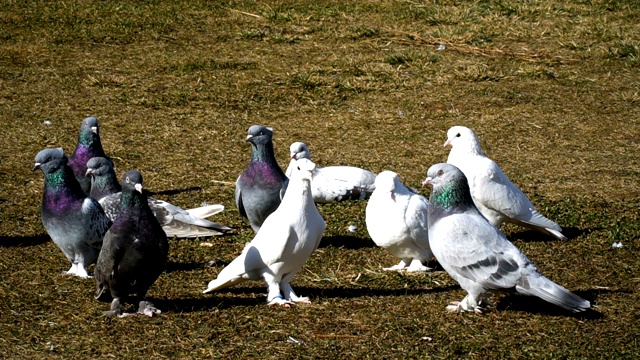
[86,157,231,238]
[423,163,590,313]
[94,170,169,317]
[444,126,566,240]
[205,158,325,306]
[365,171,433,272]
[68,116,109,194]
[285,142,376,203]
[33,148,111,278]
[235,125,288,232]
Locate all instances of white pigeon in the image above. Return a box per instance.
[285,142,376,203]
[424,163,590,313]
[365,171,433,272]
[204,158,326,306]
[444,126,567,240]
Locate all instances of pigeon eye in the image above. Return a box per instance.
[297,166,300,170]
[437,170,444,177]
[125,177,130,183]
[456,133,461,137]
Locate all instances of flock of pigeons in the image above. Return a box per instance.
[33,118,590,316]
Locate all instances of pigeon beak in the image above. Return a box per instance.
[245,134,253,142]
[85,168,94,176]
[134,183,143,193]
[443,139,452,147]
[32,163,41,171]
[422,177,432,187]
[91,126,98,134]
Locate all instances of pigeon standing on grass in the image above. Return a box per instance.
[68,116,109,194]
[33,148,111,278]
[86,157,231,238]
[204,158,325,307]
[423,163,590,313]
[444,126,566,240]
[94,170,169,317]
[365,171,433,272]
[235,125,288,232]
[285,142,376,203]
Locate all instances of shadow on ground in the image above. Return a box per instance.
[318,235,376,249]
[161,284,461,313]
[495,288,623,318]
[0,234,49,247]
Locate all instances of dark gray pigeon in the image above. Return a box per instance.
[94,170,169,317]
[235,125,288,232]
[423,163,590,313]
[86,157,231,238]
[68,116,109,193]
[33,148,111,278]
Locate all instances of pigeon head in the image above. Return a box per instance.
[423,163,473,209]
[121,170,144,194]
[86,157,114,177]
[290,158,316,182]
[245,125,274,146]
[289,142,311,160]
[78,116,100,146]
[444,126,482,152]
[374,171,400,193]
[33,148,67,174]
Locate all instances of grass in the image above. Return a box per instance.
[1,0,639,358]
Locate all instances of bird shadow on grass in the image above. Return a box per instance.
[495,288,619,319]
[508,226,602,243]
[165,259,234,273]
[318,235,376,249]
[0,234,49,247]
[147,186,203,197]
[160,285,461,313]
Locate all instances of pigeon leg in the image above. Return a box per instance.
[103,297,123,317]
[74,264,91,279]
[383,259,411,271]
[264,274,293,307]
[137,298,161,317]
[63,263,79,276]
[280,276,310,304]
[406,259,432,272]
[446,294,489,313]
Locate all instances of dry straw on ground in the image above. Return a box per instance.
[0,1,638,358]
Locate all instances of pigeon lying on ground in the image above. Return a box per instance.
[33,148,111,278]
[423,163,590,313]
[204,158,325,307]
[94,170,169,317]
[86,157,230,238]
[68,116,109,194]
[235,125,288,232]
[444,126,566,240]
[285,142,376,203]
[365,171,433,272]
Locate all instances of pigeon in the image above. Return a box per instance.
[94,170,169,317]
[444,126,567,240]
[204,158,325,307]
[423,163,590,313]
[33,148,111,278]
[85,157,231,238]
[235,125,288,232]
[365,171,433,272]
[68,116,109,194]
[285,142,376,203]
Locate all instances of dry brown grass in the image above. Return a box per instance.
[1,0,639,358]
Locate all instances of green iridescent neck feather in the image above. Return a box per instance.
[432,180,474,211]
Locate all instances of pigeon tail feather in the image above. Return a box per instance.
[517,274,590,312]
